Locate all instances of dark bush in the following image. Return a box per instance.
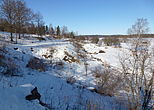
[73,36,86,42]
[0,44,18,76]
[0,57,18,76]
[103,37,121,47]
[91,37,99,44]
[35,37,46,41]
[93,67,122,96]
[26,57,46,72]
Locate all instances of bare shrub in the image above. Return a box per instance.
[0,43,6,60]
[91,37,99,44]
[0,43,18,76]
[94,67,122,96]
[103,37,121,47]
[0,57,18,76]
[5,58,18,76]
[119,39,154,110]
[0,42,7,53]
[73,36,86,42]
[26,57,46,72]
[93,68,102,78]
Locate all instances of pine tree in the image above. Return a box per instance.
[45,25,49,34]
[56,26,60,36]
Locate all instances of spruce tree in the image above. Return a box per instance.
[56,26,60,36]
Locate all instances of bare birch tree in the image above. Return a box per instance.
[120,18,154,110]
[34,12,45,37]
[0,0,16,41]
[15,0,33,39]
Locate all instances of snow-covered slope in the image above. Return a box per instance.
[0,34,129,110]
[1,32,154,109]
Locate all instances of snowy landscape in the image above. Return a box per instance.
[0,32,153,110]
[0,0,154,110]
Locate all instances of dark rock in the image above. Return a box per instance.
[14,48,18,50]
[22,51,25,54]
[99,50,105,53]
[31,87,41,101]
[31,48,34,51]
[25,87,51,109]
[25,94,35,101]
[25,87,41,101]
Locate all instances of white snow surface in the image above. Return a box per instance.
[0,32,153,110]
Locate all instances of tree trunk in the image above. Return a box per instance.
[10,32,13,41]
[15,33,17,44]
[18,25,21,39]
[18,32,21,39]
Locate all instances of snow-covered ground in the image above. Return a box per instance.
[0,32,153,110]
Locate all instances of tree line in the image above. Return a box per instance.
[0,0,75,42]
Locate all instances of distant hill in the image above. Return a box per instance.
[77,34,154,38]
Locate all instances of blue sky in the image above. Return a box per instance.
[25,0,154,35]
